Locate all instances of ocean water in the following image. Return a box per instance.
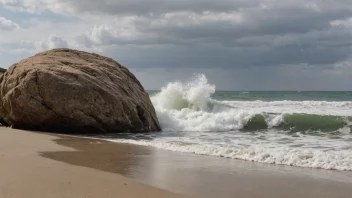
[103,75,352,171]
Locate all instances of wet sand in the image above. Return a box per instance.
[0,127,188,198]
[41,134,352,198]
[2,127,352,198]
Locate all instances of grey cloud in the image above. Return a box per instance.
[132,66,352,91]
[4,0,352,17]
[100,40,351,69]
[48,0,260,16]
[3,0,352,70]
[75,3,352,68]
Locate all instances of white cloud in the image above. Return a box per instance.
[330,17,352,27]
[35,34,69,51]
[0,17,18,31]
[1,0,352,90]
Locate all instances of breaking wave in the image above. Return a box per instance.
[150,74,352,133]
[107,74,352,171]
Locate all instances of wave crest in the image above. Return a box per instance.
[152,74,215,111]
[151,75,351,133]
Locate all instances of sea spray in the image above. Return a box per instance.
[151,74,257,131]
[105,75,352,171]
[152,74,215,111]
[151,75,352,132]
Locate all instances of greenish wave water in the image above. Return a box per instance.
[244,113,352,132]
[108,76,352,171]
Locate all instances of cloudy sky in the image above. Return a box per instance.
[1,0,352,90]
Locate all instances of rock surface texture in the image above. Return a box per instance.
[0,48,160,133]
[0,68,6,74]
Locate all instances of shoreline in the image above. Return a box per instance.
[43,131,352,198]
[1,127,352,198]
[49,132,352,173]
[0,127,188,198]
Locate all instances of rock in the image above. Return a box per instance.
[0,67,6,74]
[0,48,161,133]
[0,68,7,126]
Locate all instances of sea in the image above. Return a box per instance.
[101,74,352,171]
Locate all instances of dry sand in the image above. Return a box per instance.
[0,127,188,198]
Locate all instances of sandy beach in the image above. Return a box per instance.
[2,0,352,197]
[44,133,352,198]
[1,127,352,198]
[0,127,188,198]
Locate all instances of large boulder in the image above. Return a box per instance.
[0,48,161,133]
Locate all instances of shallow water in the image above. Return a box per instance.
[43,135,352,198]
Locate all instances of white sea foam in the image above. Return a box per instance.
[109,74,352,171]
[222,100,352,116]
[151,74,272,132]
[151,74,215,111]
[110,138,352,171]
[151,74,351,132]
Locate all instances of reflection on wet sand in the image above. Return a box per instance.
[40,136,152,176]
[42,135,352,198]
